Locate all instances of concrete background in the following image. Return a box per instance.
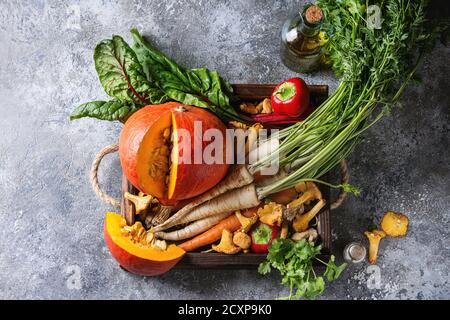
[0,0,448,299]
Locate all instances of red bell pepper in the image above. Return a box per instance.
[250,222,280,253]
[270,77,310,117]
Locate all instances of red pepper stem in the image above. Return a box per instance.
[252,224,273,244]
[274,81,297,101]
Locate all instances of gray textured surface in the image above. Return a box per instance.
[0,0,449,300]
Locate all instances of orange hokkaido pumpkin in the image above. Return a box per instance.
[104,212,185,276]
[119,102,229,202]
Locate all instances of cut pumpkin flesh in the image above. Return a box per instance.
[168,112,178,199]
[136,104,229,201]
[136,111,172,198]
[104,212,185,276]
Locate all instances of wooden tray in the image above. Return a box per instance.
[121,83,330,269]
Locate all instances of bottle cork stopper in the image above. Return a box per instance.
[305,5,323,24]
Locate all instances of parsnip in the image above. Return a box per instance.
[156,212,231,241]
[175,184,260,225]
[154,165,254,232]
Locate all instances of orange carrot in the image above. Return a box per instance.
[178,207,259,252]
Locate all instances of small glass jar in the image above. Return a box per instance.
[280,4,324,73]
[343,242,367,264]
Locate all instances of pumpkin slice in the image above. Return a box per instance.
[104,212,185,276]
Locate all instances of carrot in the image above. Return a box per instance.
[178,215,240,251]
[154,165,255,232]
[178,207,258,252]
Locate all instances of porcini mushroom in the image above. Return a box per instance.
[124,192,154,215]
[292,199,326,232]
[364,229,386,264]
[212,229,241,254]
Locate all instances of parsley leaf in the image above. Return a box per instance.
[257,261,271,275]
[258,238,346,300]
[324,256,348,281]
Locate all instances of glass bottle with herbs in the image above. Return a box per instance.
[280,3,325,73]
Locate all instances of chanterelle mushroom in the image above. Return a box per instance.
[239,102,260,114]
[364,229,386,264]
[292,199,326,232]
[257,202,283,226]
[289,182,322,208]
[280,221,289,239]
[228,121,249,130]
[291,228,318,243]
[246,123,264,155]
[212,229,241,254]
[124,192,153,215]
[257,98,273,114]
[235,211,258,233]
[294,181,308,193]
[233,231,251,250]
[381,211,409,237]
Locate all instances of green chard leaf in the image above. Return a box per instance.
[187,68,235,108]
[70,100,140,121]
[94,35,167,105]
[131,30,212,108]
[130,28,242,122]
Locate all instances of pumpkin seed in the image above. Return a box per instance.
[163,127,171,140]
[160,145,169,156]
[137,228,145,239]
[153,239,167,251]
[145,232,155,244]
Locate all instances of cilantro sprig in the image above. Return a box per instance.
[258,238,347,300]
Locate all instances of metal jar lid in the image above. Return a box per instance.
[343,242,367,264]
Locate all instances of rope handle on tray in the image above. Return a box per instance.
[90,144,349,210]
[90,143,120,208]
